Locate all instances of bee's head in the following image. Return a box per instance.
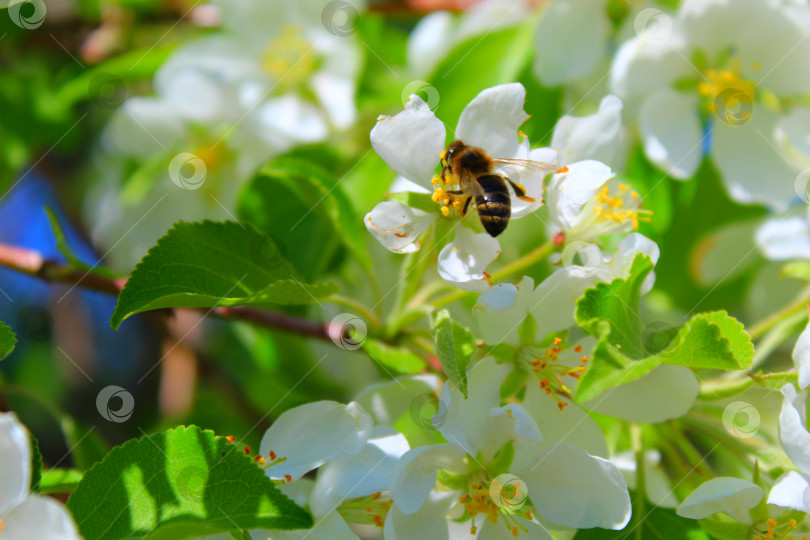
[444,140,465,165]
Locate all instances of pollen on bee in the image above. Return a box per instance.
[441,206,450,217]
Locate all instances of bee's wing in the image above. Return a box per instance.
[458,167,484,197]
[491,158,560,172]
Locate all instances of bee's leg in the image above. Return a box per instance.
[460,196,472,216]
[440,165,452,185]
[505,177,535,202]
[445,189,464,195]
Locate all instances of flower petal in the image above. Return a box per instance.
[473,276,535,346]
[768,470,810,512]
[639,89,703,180]
[371,95,446,187]
[529,266,606,340]
[1,494,79,540]
[455,83,528,159]
[585,365,699,423]
[478,513,553,540]
[0,412,31,515]
[778,383,810,473]
[552,95,624,166]
[794,320,810,391]
[437,226,501,292]
[311,426,410,516]
[676,477,763,524]
[547,160,615,231]
[612,450,678,508]
[475,404,544,469]
[756,215,810,261]
[523,442,631,530]
[389,445,467,514]
[407,12,455,77]
[610,32,691,102]
[523,383,609,458]
[254,95,329,144]
[354,375,442,426]
[259,401,372,482]
[364,201,436,254]
[533,0,610,86]
[384,491,457,540]
[712,106,799,210]
[249,510,360,540]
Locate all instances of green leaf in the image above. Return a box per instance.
[574,255,754,402]
[782,261,810,282]
[386,191,437,214]
[431,309,477,397]
[573,505,710,539]
[38,468,83,494]
[67,426,312,540]
[111,221,338,329]
[30,433,42,492]
[45,207,122,279]
[429,22,535,128]
[0,321,15,360]
[363,339,426,374]
[749,370,799,390]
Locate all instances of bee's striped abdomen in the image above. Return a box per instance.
[475,174,511,237]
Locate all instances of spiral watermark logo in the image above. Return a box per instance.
[489,474,528,511]
[793,169,810,204]
[408,393,448,430]
[634,8,672,43]
[248,232,287,271]
[8,0,46,29]
[642,321,678,357]
[321,0,358,37]
[402,81,440,112]
[15,305,52,342]
[328,313,367,350]
[722,401,760,439]
[96,385,135,423]
[715,88,754,126]
[176,466,206,502]
[560,241,602,276]
[88,73,127,109]
[168,153,207,190]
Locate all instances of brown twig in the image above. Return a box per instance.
[0,242,336,342]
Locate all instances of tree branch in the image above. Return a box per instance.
[0,242,337,342]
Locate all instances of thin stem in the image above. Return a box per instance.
[631,424,646,540]
[431,240,556,308]
[326,295,383,330]
[748,287,810,340]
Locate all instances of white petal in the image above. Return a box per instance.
[585,364,699,423]
[310,426,409,516]
[389,445,467,514]
[384,491,457,540]
[639,89,703,180]
[364,201,436,254]
[390,176,431,194]
[475,404,544,468]
[250,510,360,540]
[523,384,608,458]
[552,95,624,166]
[437,226,501,292]
[712,107,799,210]
[608,232,660,294]
[354,375,442,426]
[477,513,553,540]
[371,95,446,187]
[756,216,810,261]
[407,12,455,77]
[259,401,372,482]
[794,321,810,391]
[529,266,605,340]
[1,495,79,540]
[311,72,357,130]
[609,32,691,102]
[104,98,185,156]
[533,0,609,86]
[547,160,614,231]
[0,412,31,515]
[676,477,763,524]
[473,276,535,346]
[778,383,810,473]
[768,471,810,512]
[612,450,678,508]
[776,107,810,170]
[436,356,512,455]
[494,155,554,218]
[523,443,631,530]
[455,83,528,159]
[278,478,314,508]
[254,95,329,144]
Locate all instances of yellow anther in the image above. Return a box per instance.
[441,206,450,217]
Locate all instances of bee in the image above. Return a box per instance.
[441,140,559,237]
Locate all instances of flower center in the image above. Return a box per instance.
[431,151,466,217]
[457,475,533,537]
[698,60,756,124]
[337,492,393,528]
[259,448,291,483]
[261,25,319,91]
[524,337,588,411]
[592,183,647,230]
